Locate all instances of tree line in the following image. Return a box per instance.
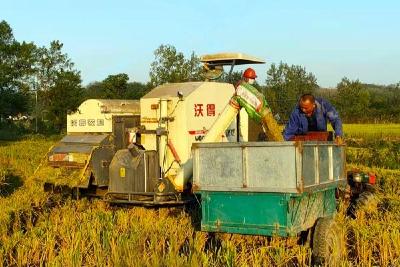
[264,64,400,123]
[1,20,399,134]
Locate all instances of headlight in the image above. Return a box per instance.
[353,173,362,182]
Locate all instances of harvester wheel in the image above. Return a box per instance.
[311,217,342,266]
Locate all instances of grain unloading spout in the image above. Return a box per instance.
[172,82,283,191]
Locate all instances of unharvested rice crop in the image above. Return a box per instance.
[0,125,399,266]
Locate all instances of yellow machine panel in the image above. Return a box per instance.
[67,99,140,133]
[140,82,248,181]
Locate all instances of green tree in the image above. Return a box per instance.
[220,70,243,84]
[366,84,400,122]
[0,20,83,132]
[0,20,36,119]
[86,74,151,100]
[317,84,400,123]
[149,44,203,87]
[335,78,370,122]
[85,81,104,99]
[102,73,129,98]
[125,81,151,99]
[183,51,203,82]
[265,62,318,122]
[34,40,74,92]
[33,41,83,131]
[46,71,83,131]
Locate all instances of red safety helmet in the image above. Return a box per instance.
[243,68,257,79]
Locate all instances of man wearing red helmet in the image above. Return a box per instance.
[232,67,284,141]
[242,67,257,85]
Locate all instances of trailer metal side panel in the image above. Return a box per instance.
[193,141,346,193]
[246,146,297,189]
[196,146,243,188]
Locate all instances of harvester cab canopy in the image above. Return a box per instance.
[77,99,140,115]
[200,52,265,80]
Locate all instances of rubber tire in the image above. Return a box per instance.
[348,191,376,218]
[355,191,375,209]
[312,217,342,266]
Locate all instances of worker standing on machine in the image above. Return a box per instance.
[233,68,257,142]
[233,68,284,141]
[283,94,343,144]
[240,67,257,85]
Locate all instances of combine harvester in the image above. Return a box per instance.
[37,52,273,204]
[35,53,375,264]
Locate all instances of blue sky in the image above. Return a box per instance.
[2,1,400,87]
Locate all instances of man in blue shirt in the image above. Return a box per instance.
[283,94,343,143]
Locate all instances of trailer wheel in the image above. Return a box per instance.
[312,217,342,265]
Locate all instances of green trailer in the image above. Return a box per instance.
[192,141,347,263]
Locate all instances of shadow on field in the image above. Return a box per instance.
[0,172,23,197]
[0,141,12,147]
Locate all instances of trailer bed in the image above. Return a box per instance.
[192,141,347,236]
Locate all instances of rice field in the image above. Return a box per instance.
[333,123,400,140]
[0,124,399,266]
